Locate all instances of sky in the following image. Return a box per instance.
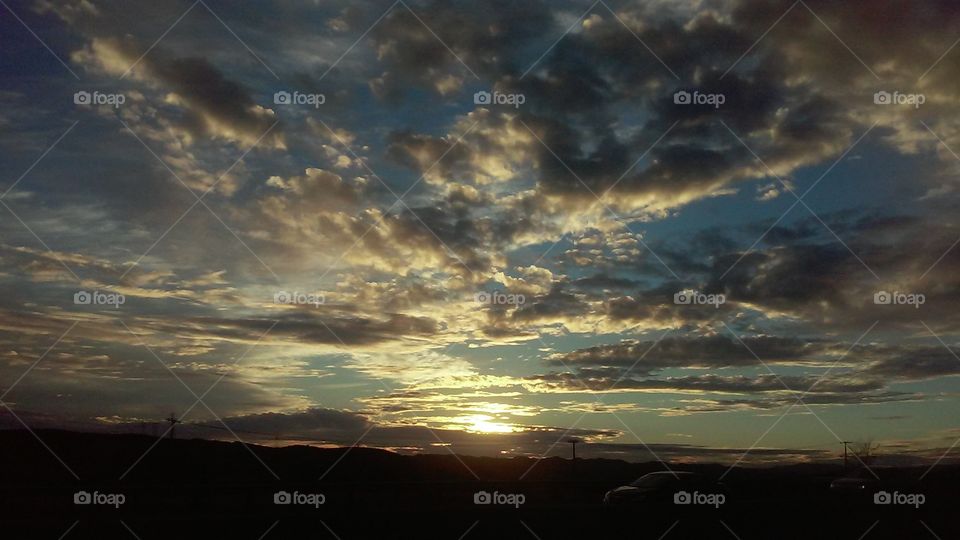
[1,0,959,467]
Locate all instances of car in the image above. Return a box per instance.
[603,471,724,505]
[829,471,879,493]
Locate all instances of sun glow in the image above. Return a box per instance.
[461,414,519,434]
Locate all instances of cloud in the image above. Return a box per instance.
[72,37,284,149]
[546,335,836,374]
[3,0,960,461]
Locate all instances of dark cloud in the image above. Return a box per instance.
[158,312,440,347]
[670,390,921,413]
[378,0,863,214]
[528,330,960,413]
[74,37,283,149]
[528,368,884,395]
[509,285,590,322]
[570,273,641,291]
[547,335,833,374]
[368,0,552,99]
[217,407,371,435]
[702,214,960,332]
[866,349,960,380]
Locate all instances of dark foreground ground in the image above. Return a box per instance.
[0,430,956,539]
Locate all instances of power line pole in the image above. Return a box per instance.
[841,441,851,469]
[566,437,582,477]
[166,413,181,440]
[567,437,582,460]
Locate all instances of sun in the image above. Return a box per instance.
[461,414,519,434]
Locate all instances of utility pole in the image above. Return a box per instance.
[566,437,583,477]
[841,441,851,469]
[567,437,582,460]
[166,413,181,439]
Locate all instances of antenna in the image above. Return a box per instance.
[166,413,181,439]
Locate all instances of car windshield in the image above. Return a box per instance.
[836,468,874,480]
[630,474,677,488]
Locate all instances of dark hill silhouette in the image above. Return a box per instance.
[1,429,956,539]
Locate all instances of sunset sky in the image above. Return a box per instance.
[2,0,960,466]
